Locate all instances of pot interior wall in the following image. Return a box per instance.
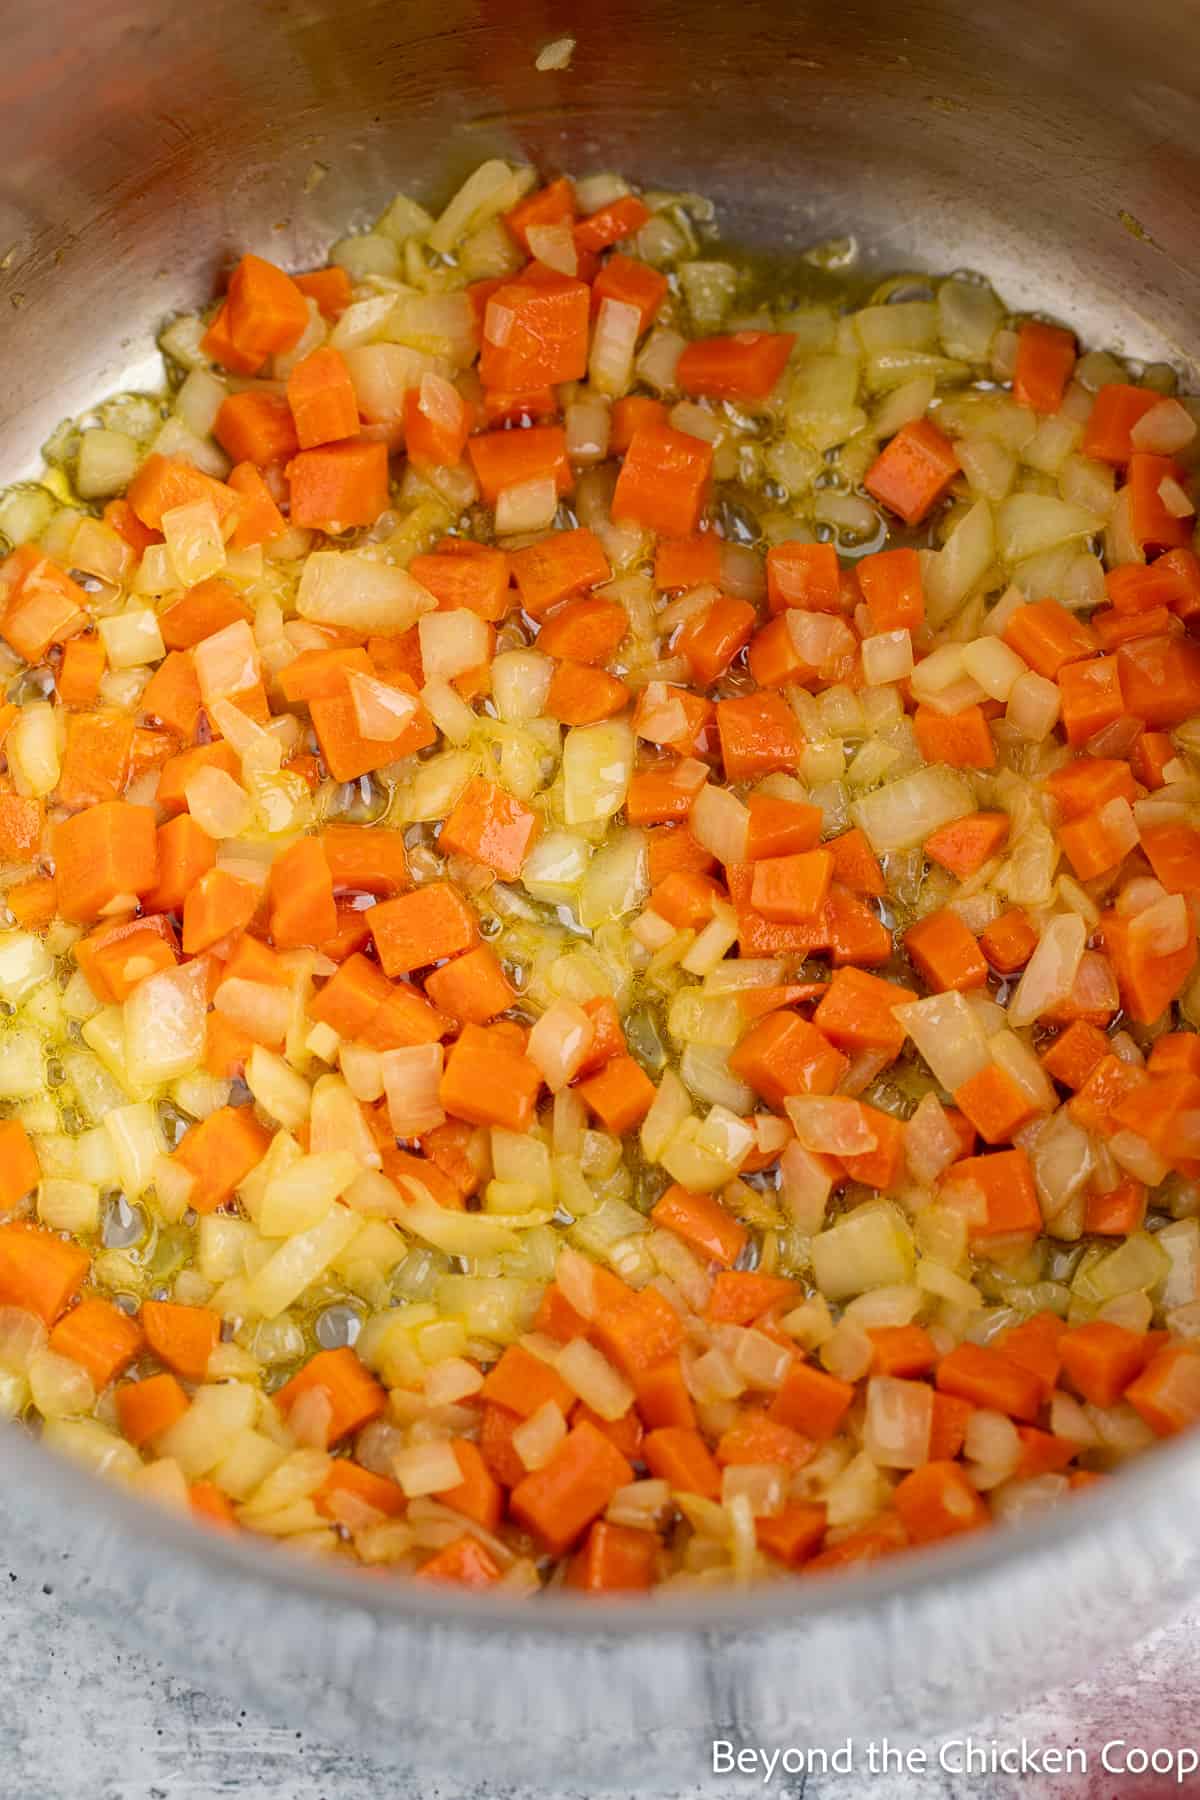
[0,0,1198,471]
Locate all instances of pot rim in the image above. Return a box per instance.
[14,1411,1194,1632]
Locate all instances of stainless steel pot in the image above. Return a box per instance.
[3,0,1199,1783]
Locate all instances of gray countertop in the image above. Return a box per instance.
[3,1557,1195,1800]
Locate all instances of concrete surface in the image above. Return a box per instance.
[2,1556,1196,1800]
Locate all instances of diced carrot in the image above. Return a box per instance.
[576,997,626,1076]
[953,1063,1040,1145]
[715,1412,814,1470]
[1149,1033,1200,1079]
[0,795,41,868]
[479,274,589,390]
[756,1501,828,1568]
[481,1343,576,1420]
[743,794,821,862]
[654,534,722,592]
[214,390,298,467]
[1081,383,1158,464]
[1127,452,1192,552]
[467,425,572,504]
[1042,756,1135,823]
[511,528,611,618]
[415,1535,503,1588]
[645,825,715,886]
[825,827,886,898]
[676,331,795,401]
[935,1341,1043,1422]
[569,195,649,256]
[1085,1176,1147,1236]
[275,1346,386,1446]
[625,755,710,826]
[912,703,996,769]
[74,914,179,1003]
[675,596,756,686]
[769,1360,855,1438]
[440,1022,542,1132]
[855,546,924,633]
[1102,907,1196,1024]
[321,824,410,896]
[1130,729,1176,790]
[0,1120,40,1213]
[277,646,372,704]
[639,1426,720,1500]
[410,546,512,621]
[611,423,713,538]
[158,577,251,652]
[979,907,1039,975]
[509,1419,633,1555]
[0,544,89,662]
[310,674,435,782]
[55,709,133,810]
[904,909,988,994]
[1125,1345,1200,1437]
[200,299,262,376]
[749,848,833,922]
[587,1283,682,1384]
[140,1300,221,1383]
[864,419,960,524]
[368,880,479,978]
[1140,820,1200,895]
[811,966,911,1058]
[172,1105,272,1214]
[545,661,630,724]
[53,801,158,922]
[1040,1019,1109,1091]
[49,1298,142,1392]
[590,253,668,333]
[632,683,714,754]
[610,395,667,455]
[941,1147,1041,1239]
[923,812,1009,879]
[726,861,831,958]
[867,1324,938,1379]
[1058,1321,1149,1408]
[828,888,889,969]
[57,634,106,708]
[1092,604,1174,650]
[839,1104,906,1189]
[268,835,338,950]
[504,176,576,251]
[116,1372,190,1448]
[650,1183,747,1269]
[181,867,259,954]
[143,813,216,915]
[576,1054,657,1134]
[716,691,803,781]
[1117,632,1200,727]
[204,1013,256,1080]
[1057,652,1124,747]
[141,650,203,740]
[928,1391,972,1461]
[1003,598,1096,678]
[566,1520,657,1592]
[224,252,309,362]
[706,1271,798,1327]
[314,1459,407,1522]
[633,1357,696,1430]
[423,944,514,1026]
[643,872,716,936]
[126,455,240,535]
[478,1402,526,1489]
[5,877,57,931]
[294,265,353,319]
[893,1461,989,1544]
[765,540,841,615]
[287,439,390,529]
[287,345,360,450]
[536,1285,589,1343]
[1013,1426,1077,1479]
[103,498,162,555]
[1012,320,1076,413]
[226,461,286,548]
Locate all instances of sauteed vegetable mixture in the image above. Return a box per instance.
[2,160,1200,1593]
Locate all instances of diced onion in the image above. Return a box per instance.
[381,1044,446,1138]
[297,551,437,634]
[1008,913,1086,1028]
[496,476,558,535]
